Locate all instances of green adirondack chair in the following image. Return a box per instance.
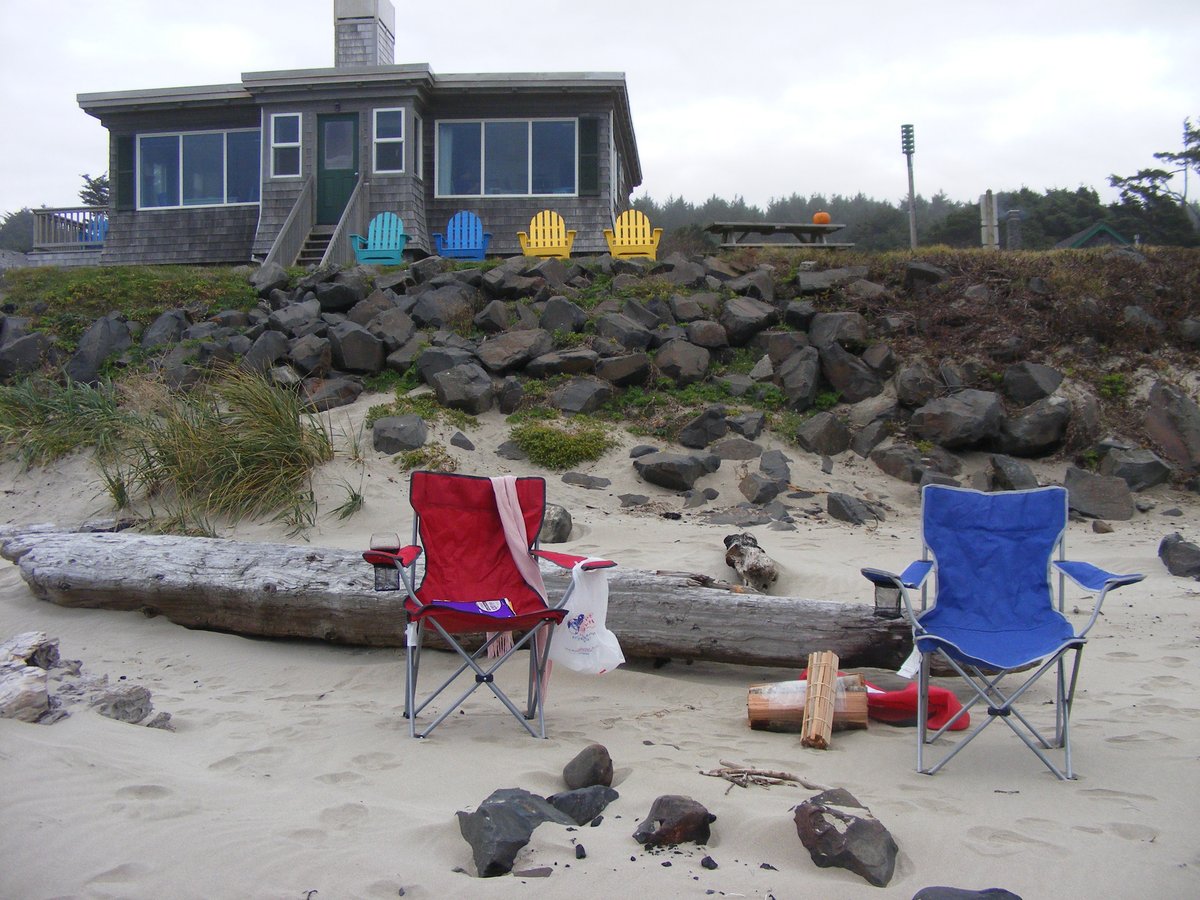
[350,212,409,265]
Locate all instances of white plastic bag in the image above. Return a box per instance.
[548,560,624,674]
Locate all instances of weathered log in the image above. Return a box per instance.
[0,531,912,669]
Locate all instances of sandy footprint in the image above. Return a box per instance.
[351,751,401,770]
[1105,822,1159,842]
[1078,787,1157,807]
[965,825,1068,859]
[115,784,172,800]
[1159,656,1190,668]
[1105,730,1180,744]
[286,827,328,843]
[1103,651,1139,662]
[316,770,367,785]
[85,862,154,884]
[319,802,369,829]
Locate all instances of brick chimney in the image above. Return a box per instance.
[334,0,395,67]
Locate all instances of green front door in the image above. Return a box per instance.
[317,113,358,225]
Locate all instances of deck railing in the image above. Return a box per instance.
[322,180,367,267]
[262,177,315,269]
[34,207,109,249]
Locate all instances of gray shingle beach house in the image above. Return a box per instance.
[33,0,642,267]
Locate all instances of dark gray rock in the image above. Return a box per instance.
[91,684,153,725]
[1144,380,1200,474]
[997,395,1072,457]
[563,743,614,789]
[595,352,651,387]
[988,455,1040,491]
[1158,533,1200,578]
[548,786,619,826]
[827,493,882,525]
[268,299,322,336]
[759,449,792,483]
[634,452,718,492]
[861,343,897,378]
[727,410,766,440]
[477,329,553,374]
[562,472,611,490]
[496,376,524,415]
[289,333,333,378]
[495,440,528,461]
[66,313,133,384]
[808,311,869,350]
[740,471,786,504]
[669,291,723,322]
[793,788,898,888]
[910,390,1005,449]
[752,331,810,366]
[1064,466,1135,520]
[712,437,763,460]
[142,309,190,350]
[457,788,576,877]
[450,431,475,451]
[525,348,599,378]
[540,296,588,334]
[550,377,613,415]
[328,321,384,373]
[372,415,428,454]
[685,319,730,349]
[895,360,942,408]
[596,312,653,351]
[720,296,778,345]
[366,307,417,351]
[416,346,476,384]
[623,297,671,330]
[1099,447,1172,492]
[796,411,851,456]
[346,290,396,327]
[1001,362,1064,406]
[678,407,728,449]
[871,444,959,484]
[249,261,289,296]
[539,504,572,543]
[904,261,949,293]
[795,266,869,294]
[851,420,891,458]
[301,376,363,412]
[632,795,715,848]
[912,887,1022,900]
[0,332,53,380]
[654,339,710,386]
[784,299,817,330]
[777,346,822,410]
[430,363,495,414]
[725,268,775,301]
[313,281,364,314]
[240,330,290,374]
[410,285,474,329]
[472,298,510,334]
[1124,304,1166,333]
[819,343,883,403]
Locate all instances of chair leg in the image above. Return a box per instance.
[916,652,931,774]
[404,620,419,738]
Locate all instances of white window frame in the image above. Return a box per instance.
[434,117,579,199]
[270,112,302,179]
[373,107,405,175]
[414,114,424,181]
[135,128,261,210]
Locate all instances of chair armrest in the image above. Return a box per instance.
[349,233,367,249]
[861,561,931,590]
[532,549,616,571]
[363,546,422,568]
[1053,561,1144,592]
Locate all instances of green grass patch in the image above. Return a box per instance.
[364,389,479,431]
[395,442,458,473]
[508,417,616,469]
[0,377,133,466]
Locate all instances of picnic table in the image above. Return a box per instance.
[705,221,854,249]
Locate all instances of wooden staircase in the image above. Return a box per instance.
[296,226,334,267]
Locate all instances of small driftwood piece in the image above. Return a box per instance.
[0,530,912,669]
[702,760,831,794]
[723,533,779,593]
[801,651,839,749]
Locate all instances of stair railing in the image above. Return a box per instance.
[263,176,315,269]
[321,179,367,267]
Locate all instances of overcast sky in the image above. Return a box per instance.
[2,0,1197,216]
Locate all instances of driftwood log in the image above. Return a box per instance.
[0,530,912,669]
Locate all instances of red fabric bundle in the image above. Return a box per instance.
[798,670,970,731]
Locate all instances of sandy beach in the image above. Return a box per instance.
[2,392,1199,899]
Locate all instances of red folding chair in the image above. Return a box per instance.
[364,471,615,738]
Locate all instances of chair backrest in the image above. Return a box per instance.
[525,210,568,248]
[410,471,547,615]
[611,209,654,245]
[367,212,405,249]
[445,210,485,248]
[922,484,1067,629]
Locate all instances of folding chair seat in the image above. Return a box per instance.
[363,471,614,738]
[862,484,1143,779]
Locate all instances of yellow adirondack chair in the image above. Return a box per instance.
[604,209,663,260]
[518,210,575,259]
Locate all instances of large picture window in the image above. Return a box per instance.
[436,118,576,197]
[373,108,404,174]
[271,113,301,178]
[137,129,261,209]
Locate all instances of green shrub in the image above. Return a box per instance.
[1098,373,1128,400]
[395,442,458,473]
[509,418,616,469]
[0,377,132,465]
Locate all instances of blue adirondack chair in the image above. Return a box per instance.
[350,212,409,265]
[81,213,108,244]
[433,210,491,260]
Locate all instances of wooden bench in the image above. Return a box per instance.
[604,209,663,260]
[433,210,491,260]
[518,210,575,259]
[350,212,409,265]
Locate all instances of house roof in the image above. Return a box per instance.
[1054,221,1130,249]
[78,83,253,114]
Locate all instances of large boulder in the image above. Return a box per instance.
[540,296,588,334]
[430,363,495,414]
[65,313,134,384]
[1063,467,1134,520]
[808,311,869,350]
[776,346,822,410]
[654,339,710,386]
[372,415,428,454]
[1099,447,1172,492]
[550,377,613,415]
[632,795,715,848]
[1144,380,1200,473]
[328,321,384,373]
[0,332,53,381]
[795,411,851,456]
[634,452,719,492]
[594,352,651,387]
[895,360,942,408]
[1158,533,1200,578]
[818,343,883,403]
[720,296,778,345]
[678,407,728,449]
[410,284,474,329]
[595,313,653,351]
[1001,362,1063,406]
[996,395,1072,457]
[476,329,553,374]
[910,390,1004,449]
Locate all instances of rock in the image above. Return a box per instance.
[727,410,766,440]
[1158,533,1200,578]
[477,329,554,374]
[686,319,730,349]
[66,313,134,384]
[410,284,474,329]
[711,437,762,460]
[249,260,290,296]
[654,339,710,386]
[596,312,653,351]
[525,348,599,378]
[1099,447,1172,492]
[818,343,883,403]
[619,494,649,507]
[997,395,1072,457]
[776,346,822,410]
[301,376,363,411]
[740,471,786,505]
[456,788,575,877]
[450,431,475,451]
[725,268,775,301]
[988,455,1040,491]
[1001,362,1063,405]
[416,346,476,384]
[547,785,620,826]
[759,449,792,483]
[871,444,960,485]
[678,407,728,449]
[430,363,495,414]
[0,333,55,381]
[910,390,1004,449]
[895,360,942,408]
[851,420,891,458]
[796,267,869,295]
[550,377,613,415]
[634,452,718,492]
[595,352,651,387]
[904,261,949,293]
[562,473,610,490]
[142,309,190,350]
[540,296,588,334]
[92,684,153,724]
[539,504,572,543]
[720,296,778,345]
[795,411,851,456]
[372,415,428,454]
[1144,381,1200,473]
[564,743,614,788]
[0,662,50,722]
[827,493,882,525]
[808,311,869,350]
[793,788,898,888]
[313,281,365,314]
[495,440,527,461]
[633,795,715,848]
[366,308,416,351]
[496,376,524,415]
[1063,467,1134,520]
[912,888,1023,900]
[239,330,290,374]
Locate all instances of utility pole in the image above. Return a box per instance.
[901,124,917,250]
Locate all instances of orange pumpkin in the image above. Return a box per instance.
[812,211,832,225]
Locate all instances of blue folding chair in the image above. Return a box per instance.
[863,485,1144,779]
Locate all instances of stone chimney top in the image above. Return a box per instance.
[334,0,396,68]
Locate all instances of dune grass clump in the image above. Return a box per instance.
[0,376,132,466]
[395,442,458,473]
[508,417,615,469]
[117,368,333,529]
